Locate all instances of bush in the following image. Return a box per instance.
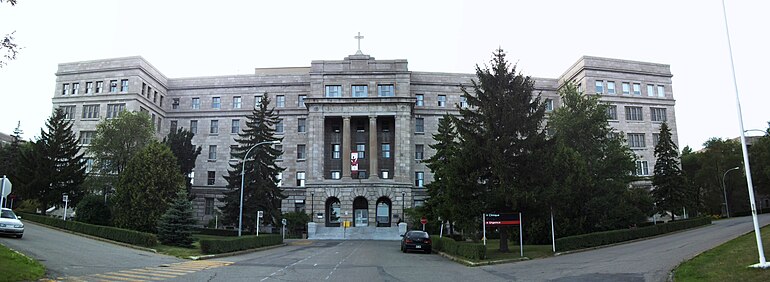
[18,212,158,247]
[430,236,486,260]
[75,194,112,226]
[556,217,711,252]
[194,227,239,237]
[199,234,283,254]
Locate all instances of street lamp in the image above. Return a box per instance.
[721,167,740,218]
[401,191,405,224]
[238,140,280,237]
[310,191,314,223]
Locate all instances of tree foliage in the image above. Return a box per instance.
[749,124,770,203]
[681,138,747,216]
[652,122,689,219]
[157,189,197,247]
[89,111,154,175]
[75,194,111,226]
[1,0,20,68]
[112,142,185,233]
[16,109,86,214]
[163,128,201,197]
[221,95,285,229]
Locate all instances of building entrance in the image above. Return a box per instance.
[353,196,368,227]
[376,197,391,227]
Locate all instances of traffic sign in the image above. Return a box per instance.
[420,217,428,225]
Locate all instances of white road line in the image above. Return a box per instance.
[260,241,340,281]
[325,241,361,280]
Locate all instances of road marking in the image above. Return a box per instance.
[73,260,233,281]
[259,241,338,281]
[325,242,361,280]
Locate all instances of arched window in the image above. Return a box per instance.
[325,197,341,227]
[375,197,391,227]
[353,196,369,227]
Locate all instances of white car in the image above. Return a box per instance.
[0,208,24,238]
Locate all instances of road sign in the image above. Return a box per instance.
[420,217,428,225]
[484,213,520,226]
[281,218,287,225]
[258,211,263,218]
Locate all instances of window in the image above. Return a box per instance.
[212,97,221,109]
[657,85,665,97]
[378,84,395,97]
[159,96,163,107]
[204,198,214,215]
[231,119,240,133]
[190,120,198,134]
[277,172,283,187]
[438,95,446,107]
[382,143,391,158]
[651,107,667,122]
[72,83,79,95]
[106,103,125,119]
[595,80,604,94]
[415,144,424,160]
[625,106,643,121]
[153,91,157,103]
[381,170,390,179]
[62,83,69,95]
[210,120,219,134]
[545,99,554,112]
[628,133,646,148]
[82,105,100,119]
[607,81,616,94]
[156,116,162,132]
[578,83,583,93]
[80,131,95,145]
[120,79,128,92]
[416,94,424,107]
[415,172,424,187]
[352,85,368,97]
[85,82,93,94]
[207,171,216,185]
[192,98,200,109]
[633,83,641,95]
[142,83,146,95]
[607,105,618,120]
[170,120,178,133]
[357,170,367,179]
[276,95,285,107]
[325,85,342,97]
[254,95,263,108]
[275,144,283,161]
[276,119,284,133]
[298,118,306,133]
[331,171,341,180]
[296,171,306,187]
[647,85,655,97]
[297,144,306,160]
[635,160,649,176]
[96,81,103,93]
[415,118,424,133]
[332,144,341,159]
[172,98,179,109]
[208,145,217,160]
[356,143,366,159]
[653,133,660,147]
[460,96,468,108]
[147,86,152,97]
[622,82,630,95]
[233,96,242,109]
[60,106,75,120]
[298,95,306,108]
[85,158,94,174]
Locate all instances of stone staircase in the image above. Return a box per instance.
[308,222,405,240]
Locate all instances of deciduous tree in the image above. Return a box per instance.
[89,111,154,175]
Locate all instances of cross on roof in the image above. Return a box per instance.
[354,32,364,55]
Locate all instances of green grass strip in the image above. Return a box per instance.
[674,225,770,281]
[0,243,46,281]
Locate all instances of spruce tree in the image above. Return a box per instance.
[157,189,197,247]
[221,95,285,229]
[652,122,688,220]
[454,49,547,251]
[163,128,201,198]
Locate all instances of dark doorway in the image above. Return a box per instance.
[353,196,369,227]
[326,197,341,227]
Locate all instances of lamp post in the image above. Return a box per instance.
[401,191,405,224]
[238,140,280,237]
[721,167,740,218]
[310,191,315,223]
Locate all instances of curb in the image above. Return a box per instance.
[435,250,530,267]
[24,221,161,254]
[190,243,288,260]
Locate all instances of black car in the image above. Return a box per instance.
[400,230,432,253]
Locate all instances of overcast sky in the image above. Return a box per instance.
[1,0,767,150]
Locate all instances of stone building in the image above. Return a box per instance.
[50,50,677,232]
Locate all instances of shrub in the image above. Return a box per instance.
[75,194,112,226]
[157,190,196,247]
[18,212,158,247]
[430,236,486,260]
[194,227,239,237]
[556,217,711,252]
[199,234,283,254]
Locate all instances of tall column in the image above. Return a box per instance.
[342,116,351,178]
[394,115,411,182]
[369,115,379,179]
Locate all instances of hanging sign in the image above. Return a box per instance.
[351,152,359,172]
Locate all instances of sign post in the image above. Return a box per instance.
[62,194,70,221]
[484,212,524,257]
[281,218,287,240]
[257,211,263,237]
[482,213,486,246]
[420,217,427,231]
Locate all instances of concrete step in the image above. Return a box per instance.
[309,225,402,240]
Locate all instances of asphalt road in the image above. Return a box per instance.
[2,214,769,281]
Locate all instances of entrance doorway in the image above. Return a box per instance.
[376,197,391,227]
[326,197,341,227]
[353,196,369,227]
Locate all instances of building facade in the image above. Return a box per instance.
[51,52,677,227]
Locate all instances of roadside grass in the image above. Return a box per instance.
[0,243,45,281]
[154,234,260,258]
[674,225,770,281]
[451,239,554,262]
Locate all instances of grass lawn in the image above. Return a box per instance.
[450,239,554,263]
[0,243,46,281]
[674,225,770,281]
[154,234,262,258]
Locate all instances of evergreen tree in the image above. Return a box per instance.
[221,95,285,229]
[89,111,154,175]
[453,49,547,251]
[157,189,197,247]
[652,122,688,220]
[16,109,86,213]
[163,128,202,198]
[0,122,23,192]
[112,142,185,233]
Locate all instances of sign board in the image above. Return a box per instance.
[281,218,287,225]
[484,213,520,226]
[343,220,351,228]
[63,194,69,202]
[1,176,11,197]
[350,152,359,172]
[257,211,263,218]
[420,217,428,225]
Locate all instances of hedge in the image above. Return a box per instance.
[430,236,486,260]
[555,217,711,252]
[18,212,158,247]
[199,234,283,254]
[194,227,239,237]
